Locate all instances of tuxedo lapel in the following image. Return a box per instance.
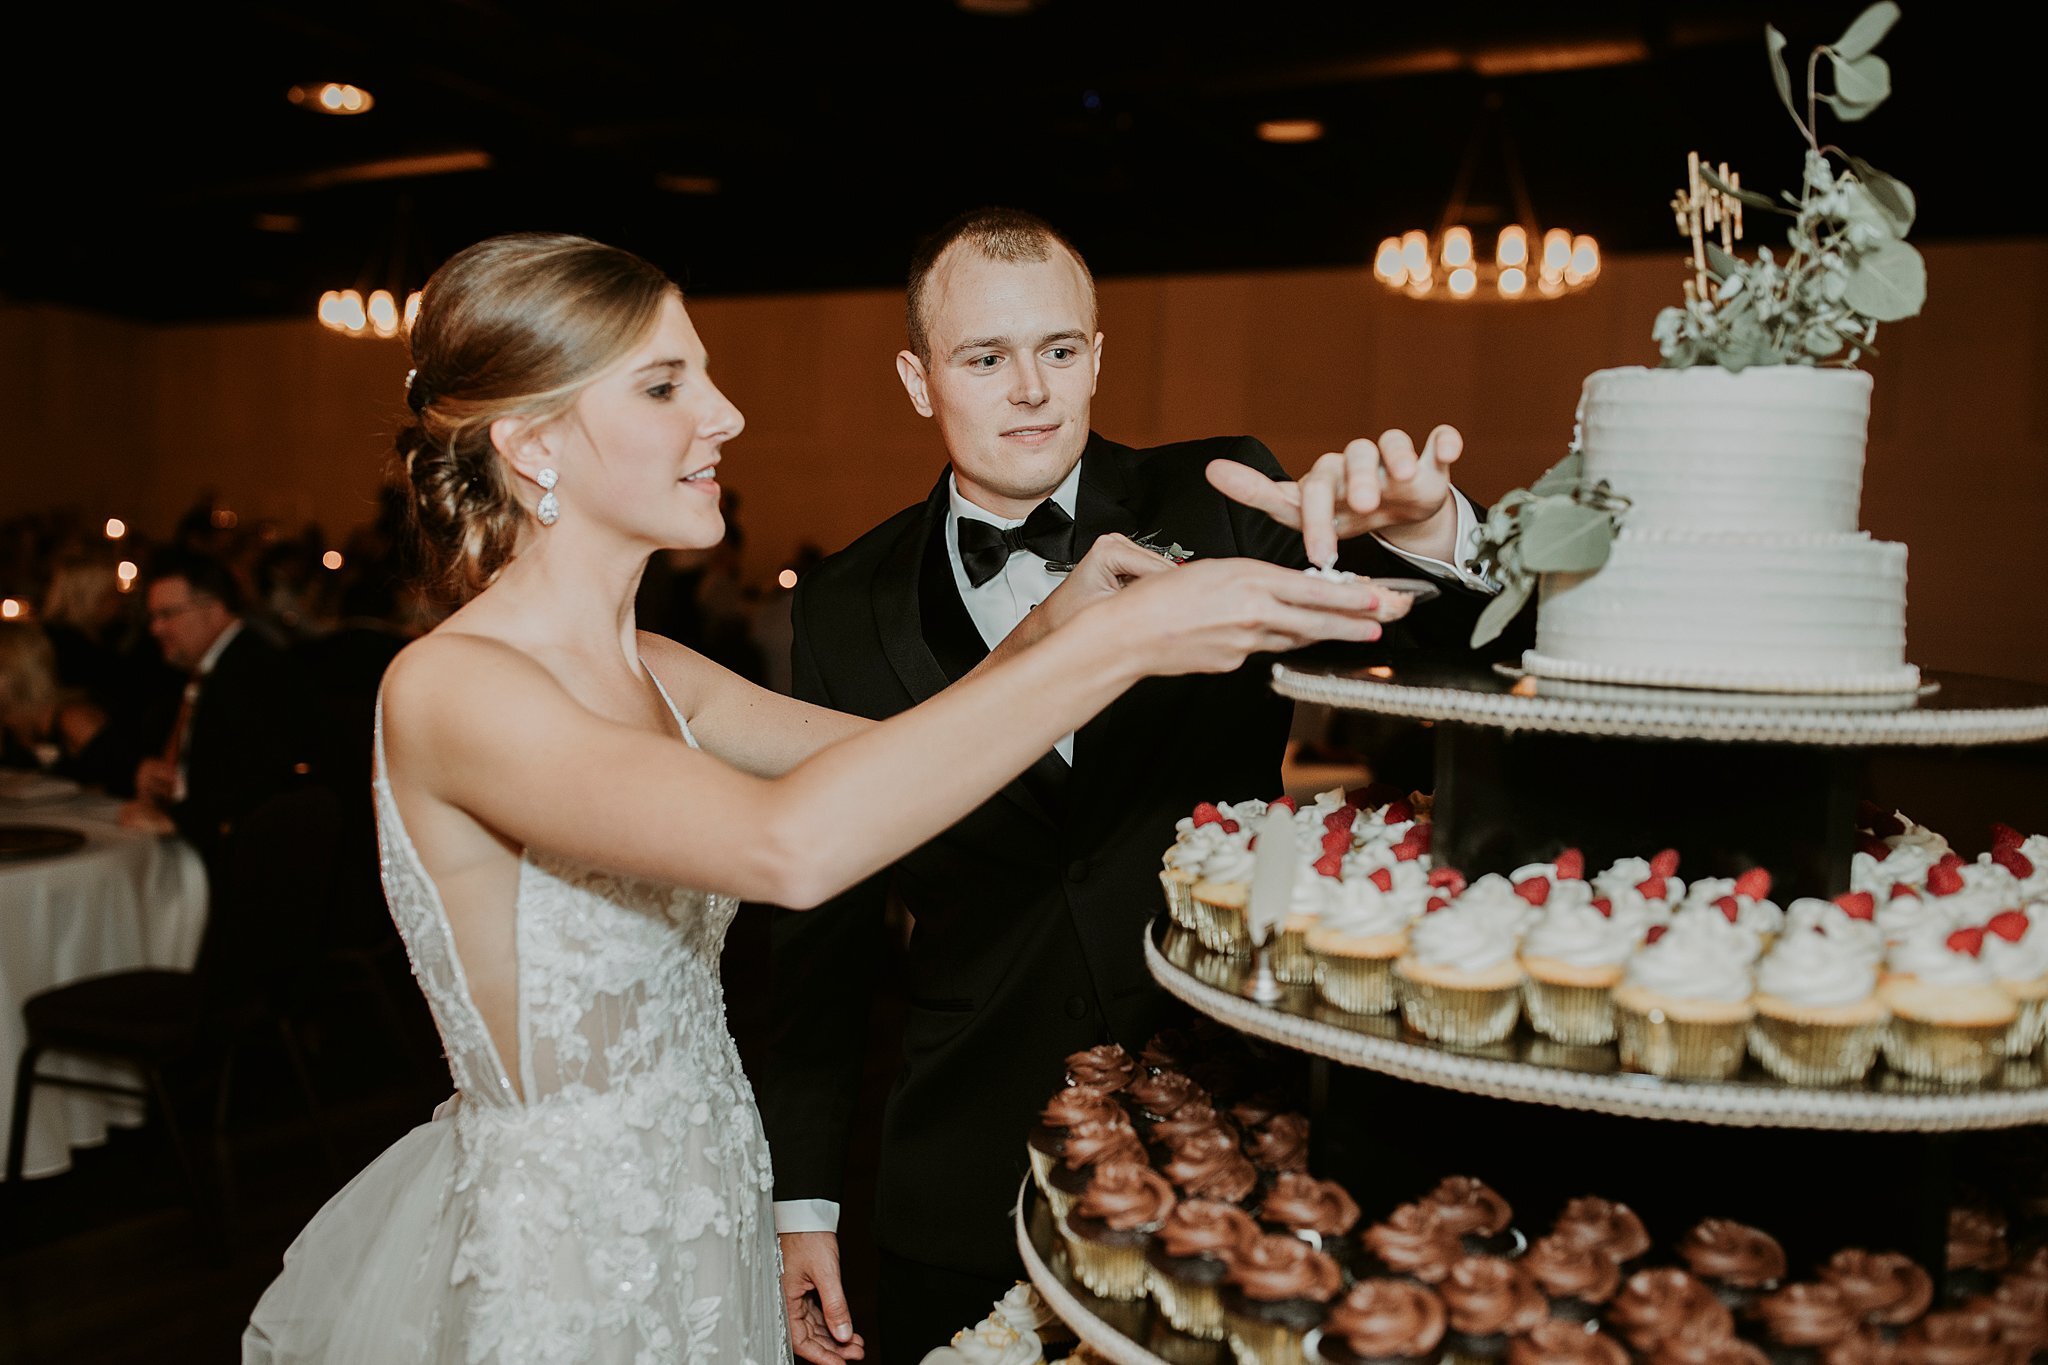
[873,474,955,707]
[1071,433,1143,554]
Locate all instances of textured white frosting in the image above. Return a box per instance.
[1166,823,1227,871]
[1199,839,1258,884]
[1982,911,2048,984]
[1888,922,1997,986]
[1961,858,2025,903]
[1757,926,1878,1007]
[1678,879,1782,947]
[1623,918,1753,1003]
[1453,873,1543,936]
[1782,898,1885,965]
[1407,899,1521,972]
[1315,877,1421,939]
[991,1284,1062,1337]
[943,1321,1043,1365]
[1523,898,1636,967]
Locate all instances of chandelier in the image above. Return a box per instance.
[1372,93,1600,302]
[316,197,426,339]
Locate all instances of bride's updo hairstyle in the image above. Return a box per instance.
[397,232,676,599]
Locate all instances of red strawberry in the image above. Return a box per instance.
[1645,925,1669,945]
[1936,852,1965,871]
[1946,926,1986,957]
[1221,819,1241,834]
[1992,847,2036,880]
[1991,822,2027,853]
[1635,876,1669,900]
[1890,882,1921,901]
[1554,848,1586,881]
[1270,795,1298,814]
[1650,848,1681,877]
[1987,910,2030,943]
[1391,837,1426,863]
[1714,895,1743,923]
[1323,807,1358,835]
[1926,863,1966,897]
[1407,823,1434,853]
[1321,829,1352,856]
[1369,867,1394,893]
[1591,897,1614,918]
[1383,799,1415,825]
[1734,867,1773,899]
[1427,867,1468,896]
[1247,836,1258,851]
[1425,896,1450,914]
[1192,802,1224,827]
[1513,878,1552,907]
[1856,833,1892,861]
[1832,891,1877,921]
[1313,852,1344,879]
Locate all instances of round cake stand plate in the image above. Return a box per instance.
[1145,920,2048,1133]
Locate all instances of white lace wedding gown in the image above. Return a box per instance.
[245,683,787,1364]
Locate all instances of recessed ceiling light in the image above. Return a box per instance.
[288,83,374,115]
[1257,119,1325,144]
[655,173,721,195]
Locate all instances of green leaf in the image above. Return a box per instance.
[1470,574,1534,647]
[1529,451,1584,497]
[1841,237,1927,320]
[1767,26,1800,128]
[1833,1,1901,61]
[1847,157,1916,233]
[1831,52,1891,106]
[1699,166,1786,214]
[1705,242,1742,280]
[1820,92,1883,123]
[1518,501,1617,574]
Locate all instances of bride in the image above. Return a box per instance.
[242,232,1397,1364]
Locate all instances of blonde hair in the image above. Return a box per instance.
[42,554,120,627]
[0,621,59,720]
[397,233,678,601]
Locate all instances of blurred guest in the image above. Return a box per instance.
[0,619,136,790]
[125,552,315,861]
[40,552,124,696]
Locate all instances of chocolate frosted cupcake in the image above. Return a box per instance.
[1946,1209,2010,1303]
[1047,1113,1147,1222]
[1743,1284,1861,1365]
[1965,1278,2048,1363]
[1062,1162,1177,1300]
[1646,1337,1770,1365]
[1506,1321,1628,1365]
[1608,1269,1736,1355]
[1028,1086,1127,1197]
[1067,1044,1140,1093]
[1423,1177,1526,1258]
[1522,1233,1623,1323]
[1128,1070,1208,1127]
[1678,1220,1788,1312]
[1816,1250,1933,1331]
[1361,1202,1467,1286]
[1438,1256,1547,1362]
[1892,1308,2009,1364]
[1221,1233,1346,1365]
[1163,1127,1260,1207]
[1259,1173,1362,1252]
[1550,1197,1652,1272]
[1249,1113,1313,1178]
[1147,1200,1262,1340]
[1307,1281,1449,1365]
[1152,1100,1238,1153]
[1231,1094,1294,1132]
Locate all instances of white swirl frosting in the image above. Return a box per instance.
[943,1321,1044,1365]
[1781,898,1884,965]
[1452,873,1542,935]
[1887,922,1997,986]
[1756,926,1878,1008]
[1622,917,1753,1002]
[1521,897,1636,967]
[1198,839,1258,884]
[991,1283,1061,1336]
[1165,822,1227,871]
[1316,877,1422,938]
[1406,899,1520,971]
[1982,910,2048,984]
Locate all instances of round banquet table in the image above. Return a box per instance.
[0,792,209,1179]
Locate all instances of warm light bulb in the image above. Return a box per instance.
[116,560,139,590]
[777,569,799,590]
[1448,267,1478,297]
[104,517,126,539]
[319,85,344,110]
[318,290,346,331]
[1542,228,1572,276]
[1406,270,1435,297]
[1400,230,1430,282]
[338,289,367,332]
[0,600,20,620]
[367,289,400,338]
[212,508,239,530]
[1538,273,1566,297]
[322,550,345,571]
[1441,226,1474,269]
[1571,235,1601,281]
[1496,225,1528,268]
[1373,238,1406,284]
[1498,268,1527,298]
[403,291,423,332]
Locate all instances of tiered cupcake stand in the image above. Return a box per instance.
[1018,660,2048,1365]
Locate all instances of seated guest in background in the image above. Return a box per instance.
[0,619,136,791]
[124,552,316,862]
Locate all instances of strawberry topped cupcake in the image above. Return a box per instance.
[1781,895,1886,967]
[1307,869,1426,1016]
[1612,915,1756,1080]
[1675,869,1782,959]
[1396,893,1528,1048]
[1749,916,1888,1086]
[1977,906,2048,1057]
[1879,922,2017,1083]
[1165,802,1239,931]
[1593,849,1686,933]
[1520,887,1638,1046]
[1986,821,2048,901]
[1193,820,1262,957]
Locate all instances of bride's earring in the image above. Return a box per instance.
[536,468,560,526]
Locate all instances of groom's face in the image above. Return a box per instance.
[896,245,1102,519]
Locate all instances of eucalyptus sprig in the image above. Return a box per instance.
[1655,2,1923,372]
[1468,450,1631,646]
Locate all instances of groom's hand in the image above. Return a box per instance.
[781,1231,864,1365]
[1206,425,1464,569]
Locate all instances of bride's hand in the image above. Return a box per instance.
[1100,557,1411,677]
[1004,534,1176,656]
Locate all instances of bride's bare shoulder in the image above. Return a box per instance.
[381,631,567,739]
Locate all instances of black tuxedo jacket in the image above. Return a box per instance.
[173,625,318,867]
[759,432,1502,1276]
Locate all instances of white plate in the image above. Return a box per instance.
[0,772,83,804]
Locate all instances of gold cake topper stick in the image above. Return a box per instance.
[1670,151,1748,305]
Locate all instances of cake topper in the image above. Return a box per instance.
[1671,152,1747,307]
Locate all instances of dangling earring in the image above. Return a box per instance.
[536,468,560,526]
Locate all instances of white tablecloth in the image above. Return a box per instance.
[0,793,209,1179]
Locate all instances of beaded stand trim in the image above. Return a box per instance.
[1142,922,2048,1133]
[1271,664,2048,747]
[1016,1180,1168,1365]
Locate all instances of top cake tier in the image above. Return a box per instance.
[1579,365,1873,535]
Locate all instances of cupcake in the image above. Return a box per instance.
[1437,1256,1547,1362]
[1162,1126,1260,1207]
[1743,1283,1861,1364]
[1880,924,2018,1084]
[1646,1337,1769,1365]
[1946,1208,2009,1303]
[1520,893,1636,1046]
[1194,821,1261,957]
[1360,1202,1466,1286]
[1549,1197,1653,1272]
[931,1318,1045,1365]
[1964,1276,2047,1362]
[1421,1177,1526,1259]
[1062,1162,1177,1300]
[1675,870,1782,959]
[1980,908,2048,1056]
[1749,923,1889,1086]
[1277,852,1346,985]
[1891,1308,2009,1364]
[1396,896,1527,1048]
[1247,1114,1312,1179]
[1220,1233,1346,1365]
[1152,1099,1239,1154]
[1028,1086,1127,1197]
[1165,803,1238,930]
[1522,1233,1623,1323]
[1258,1173,1361,1252]
[1612,917,1756,1081]
[1594,849,1686,929]
[1127,1070,1208,1127]
[1677,1220,1788,1313]
[1308,869,1424,1015]
[1065,1044,1139,1094]
[1147,1200,1262,1340]
[1045,1114,1147,1223]
[1607,1269,1735,1355]
[1306,1281,1449,1365]
[1815,1250,1933,1331]
[1506,1321,1628,1364]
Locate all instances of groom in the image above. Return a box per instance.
[761,208,1513,1364]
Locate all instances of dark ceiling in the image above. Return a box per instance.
[3,0,2029,324]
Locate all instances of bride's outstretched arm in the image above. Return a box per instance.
[380,559,1386,910]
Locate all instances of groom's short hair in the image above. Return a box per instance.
[906,207,1096,365]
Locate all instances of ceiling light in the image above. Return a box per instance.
[289,83,374,115]
[1257,119,1324,144]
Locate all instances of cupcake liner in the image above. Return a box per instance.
[1149,1268,1228,1340]
[1271,928,1317,985]
[1147,1317,1225,1365]
[1194,893,1254,957]
[1063,1230,1152,1301]
[1160,869,1201,931]
[1613,1002,1748,1080]
[1223,1309,1308,1365]
[1397,977,1523,1048]
[1997,996,2048,1058]
[1027,1141,1057,1200]
[1522,979,1618,1046]
[1313,953,1398,1015]
[1747,1015,1886,1087]
[1882,1017,2007,1084]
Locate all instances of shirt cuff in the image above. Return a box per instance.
[1371,489,1496,592]
[773,1198,842,1235]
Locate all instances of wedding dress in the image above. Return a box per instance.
[245,679,786,1364]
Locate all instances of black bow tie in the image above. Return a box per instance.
[956,499,1076,589]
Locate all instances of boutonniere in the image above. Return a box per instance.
[1045,529,1195,575]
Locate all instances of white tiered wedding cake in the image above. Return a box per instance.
[1522,364,1918,694]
